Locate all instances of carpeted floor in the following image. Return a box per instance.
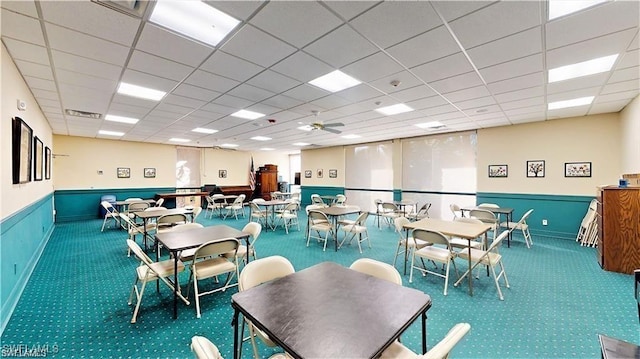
[1,208,638,358]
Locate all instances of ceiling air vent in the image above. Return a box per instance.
[91,0,149,18]
[65,109,102,119]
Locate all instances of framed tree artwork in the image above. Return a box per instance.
[45,146,52,180]
[12,117,33,184]
[33,136,43,181]
[527,160,545,178]
[565,162,592,177]
[488,164,508,178]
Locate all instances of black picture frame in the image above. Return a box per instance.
[565,162,592,177]
[219,169,227,178]
[329,169,337,178]
[488,164,508,178]
[117,167,130,178]
[526,160,545,178]
[45,146,51,180]
[12,117,33,184]
[317,169,323,178]
[33,136,43,181]
[304,170,312,178]
[144,168,156,178]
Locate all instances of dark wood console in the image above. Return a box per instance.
[204,184,253,201]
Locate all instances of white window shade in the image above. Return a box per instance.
[176,147,201,188]
[345,141,394,190]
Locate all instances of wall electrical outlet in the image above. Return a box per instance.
[542,219,548,226]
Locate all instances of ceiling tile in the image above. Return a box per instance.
[304,24,378,68]
[222,25,297,68]
[467,27,542,69]
[411,52,474,83]
[200,50,264,83]
[342,51,404,83]
[546,29,637,69]
[128,50,194,82]
[1,10,45,45]
[431,1,494,22]
[13,59,53,80]
[2,38,49,65]
[487,72,545,94]
[246,70,301,94]
[227,84,275,103]
[45,23,130,66]
[51,50,122,80]
[386,26,460,69]
[184,70,240,93]
[479,54,543,83]
[136,23,213,67]
[323,1,378,21]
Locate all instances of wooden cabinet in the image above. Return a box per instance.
[256,164,278,200]
[598,186,640,274]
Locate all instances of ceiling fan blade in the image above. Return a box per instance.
[322,122,344,127]
[323,127,342,134]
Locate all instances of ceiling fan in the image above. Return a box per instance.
[303,111,344,134]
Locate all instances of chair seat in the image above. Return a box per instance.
[310,222,333,231]
[414,246,455,262]
[449,237,484,249]
[340,224,367,233]
[500,221,528,230]
[400,237,432,249]
[223,244,251,259]
[193,257,236,278]
[136,259,184,281]
[456,247,502,265]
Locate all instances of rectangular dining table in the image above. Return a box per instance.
[154,224,249,319]
[404,218,492,296]
[254,200,288,230]
[231,262,432,359]
[310,206,361,251]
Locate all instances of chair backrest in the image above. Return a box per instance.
[418,203,431,214]
[242,222,262,243]
[194,238,239,260]
[469,209,497,225]
[190,336,223,359]
[350,258,402,285]
[252,198,266,204]
[155,198,165,207]
[233,194,245,205]
[143,206,166,213]
[487,229,510,253]
[239,255,295,291]
[382,202,398,211]
[305,204,325,214]
[157,213,188,226]
[125,197,142,202]
[335,194,347,205]
[518,209,534,225]
[394,216,411,233]
[249,202,263,214]
[283,202,299,213]
[478,203,499,208]
[101,201,117,214]
[168,223,204,232]
[450,204,461,218]
[308,210,330,223]
[192,207,203,220]
[311,194,325,205]
[127,239,153,265]
[412,229,450,248]
[454,217,484,225]
[422,323,471,359]
[128,202,150,212]
[354,211,369,226]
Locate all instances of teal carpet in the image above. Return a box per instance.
[2,209,638,358]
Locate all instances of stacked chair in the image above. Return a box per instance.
[576,199,599,247]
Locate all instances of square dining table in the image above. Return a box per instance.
[231,262,432,359]
[310,206,361,251]
[461,206,514,247]
[155,225,249,319]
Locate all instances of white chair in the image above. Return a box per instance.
[100,201,121,231]
[478,203,499,208]
[127,201,150,219]
[304,204,329,241]
[450,204,462,219]
[190,336,223,359]
[126,239,189,323]
[468,208,498,240]
[410,229,459,295]
[350,258,402,285]
[205,195,223,219]
[455,230,510,300]
[163,223,205,263]
[223,194,246,220]
[155,198,165,207]
[311,194,327,207]
[392,217,432,268]
[380,322,471,359]
[223,222,262,264]
[380,202,401,229]
[275,202,300,234]
[334,194,347,206]
[119,213,153,255]
[239,256,295,359]
[500,209,534,248]
[306,211,335,251]
[576,200,598,247]
[339,212,370,253]
[249,202,268,227]
[191,207,203,222]
[407,203,431,221]
[187,238,240,318]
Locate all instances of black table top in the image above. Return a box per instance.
[232,262,432,359]
[155,224,249,252]
[462,206,514,215]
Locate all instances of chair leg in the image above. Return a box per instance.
[194,273,202,318]
[490,265,504,301]
[130,280,147,324]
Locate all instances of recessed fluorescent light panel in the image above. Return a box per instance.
[220,143,239,148]
[169,138,190,143]
[117,82,166,101]
[548,96,594,110]
[231,110,265,120]
[415,121,445,129]
[293,142,310,146]
[251,136,271,141]
[548,0,607,20]
[192,127,218,134]
[105,114,139,124]
[298,125,313,131]
[548,54,619,83]
[260,148,275,151]
[98,130,124,136]
[341,134,361,139]
[375,104,414,116]
[309,70,361,93]
[150,0,240,46]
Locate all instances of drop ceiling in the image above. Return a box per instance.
[1,0,638,153]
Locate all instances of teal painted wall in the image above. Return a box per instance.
[300,186,344,206]
[476,192,593,239]
[1,194,55,333]
[54,187,175,222]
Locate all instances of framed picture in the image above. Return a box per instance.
[304,170,312,178]
[527,160,545,178]
[565,162,591,177]
[12,117,33,184]
[44,146,51,180]
[488,164,508,178]
[329,169,338,178]
[33,136,43,181]
[317,169,323,178]
[219,169,227,178]
[144,167,156,178]
[117,167,130,178]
